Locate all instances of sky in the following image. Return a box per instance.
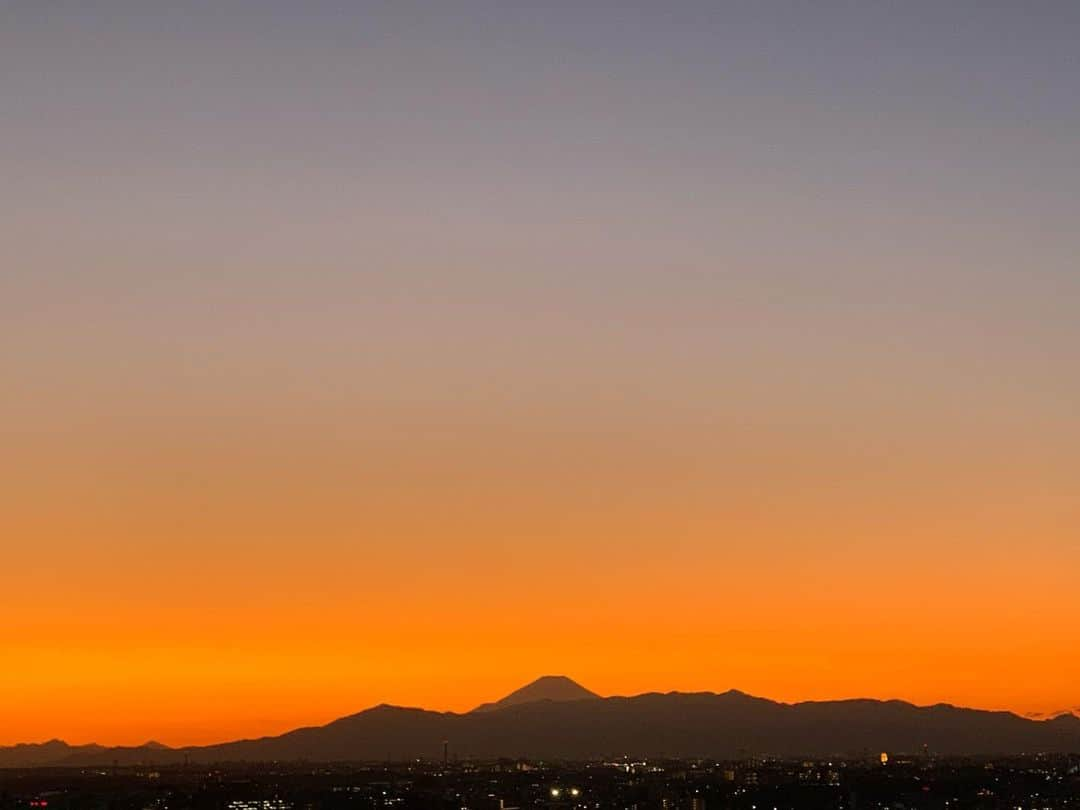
[2,1,1079,746]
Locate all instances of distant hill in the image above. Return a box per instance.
[0,739,107,768]
[471,675,600,713]
[1025,707,1080,721]
[4,677,1079,767]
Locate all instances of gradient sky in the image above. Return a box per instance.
[2,1,1079,746]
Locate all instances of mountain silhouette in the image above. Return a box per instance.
[4,677,1079,766]
[1025,707,1080,721]
[0,739,106,768]
[471,675,600,713]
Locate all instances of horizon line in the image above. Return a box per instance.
[5,677,1077,751]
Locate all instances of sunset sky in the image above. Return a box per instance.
[2,1,1079,747]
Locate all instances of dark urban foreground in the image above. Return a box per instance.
[2,755,1078,810]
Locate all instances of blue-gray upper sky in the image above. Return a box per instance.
[4,2,1078,432]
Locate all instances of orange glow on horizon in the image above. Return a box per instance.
[3,385,1079,745]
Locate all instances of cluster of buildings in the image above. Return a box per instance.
[2,754,1079,810]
